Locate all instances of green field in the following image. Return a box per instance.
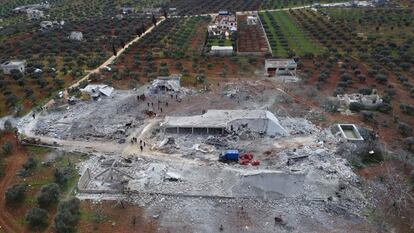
[260,11,323,57]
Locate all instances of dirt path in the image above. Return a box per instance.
[40,17,166,110]
[0,137,26,233]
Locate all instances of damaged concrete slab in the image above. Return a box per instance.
[161,109,288,136]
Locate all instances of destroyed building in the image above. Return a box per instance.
[39,20,63,31]
[148,74,181,94]
[27,9,44,20]
[265,59,297,78]
[81,84,114,99]
[337,90,382,110]
[161,110,288,136]
[1,60,25,74]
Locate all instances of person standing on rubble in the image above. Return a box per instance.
[140,145,143,152]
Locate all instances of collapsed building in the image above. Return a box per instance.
[81,84,114,99]
[337,90,382,110]
[27,9,44,20]
[148,74,181,94]
[161,110,288,136]
[264,59,297,78]
[39,20,64,31]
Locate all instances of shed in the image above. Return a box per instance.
[211,46,233,56]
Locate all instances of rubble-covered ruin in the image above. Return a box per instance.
[12,75,376,232]
[337,89,383,111]
[147,74,182,94]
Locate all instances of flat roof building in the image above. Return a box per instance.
[211,46,233,56]
[161,110,288,136]
[265,59,297,77]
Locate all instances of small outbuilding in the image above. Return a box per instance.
[69,31,83,41]
[211,46,233,56]
[247,15,258,25]
[1,60,26,74]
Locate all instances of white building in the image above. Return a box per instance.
[211,46,233,56]
[27,9,44,20]
[265,59,297,77]
[69,31,83,41]
[162,110,288,136]
[1,60,26,74]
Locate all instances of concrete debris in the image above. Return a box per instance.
[9,75,376,232]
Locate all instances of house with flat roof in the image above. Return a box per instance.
[161,110,288,136]
[1,60,25,74]
[265,59,297,77]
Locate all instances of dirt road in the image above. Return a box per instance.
[41,17,165,110]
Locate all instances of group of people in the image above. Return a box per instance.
[130,137,146,152]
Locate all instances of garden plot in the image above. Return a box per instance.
[237,15,270,55]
